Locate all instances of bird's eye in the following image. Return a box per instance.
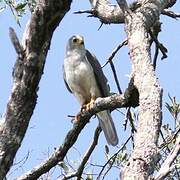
[72,38,78,43]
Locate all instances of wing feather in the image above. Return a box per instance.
[86,50,110,97]
[62,65,72,93]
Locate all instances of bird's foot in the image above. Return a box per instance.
[74,112,81,122]
[80,105,87,113]
[86,98,95,111]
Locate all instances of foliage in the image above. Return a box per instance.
[0,0,36,26]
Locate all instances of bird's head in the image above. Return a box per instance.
[67,35,85,51]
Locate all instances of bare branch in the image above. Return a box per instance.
[149,30,168,60]
[75,0,125,24]
[97,135,132,179]
[9,27,24,57]
[102,40,127,94]
[155,136,180,180]
[159,128,180,178]
[110,61,123,94]
[102,40,127,68]
[153,45,159,70]
[162,9,180,19]
[75,0,177,24]
[116,0,130,14]
[63,126,101,180]
[17,93,138,180]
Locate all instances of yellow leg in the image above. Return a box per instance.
[86,96,96,110]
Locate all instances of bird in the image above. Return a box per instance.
[63,35,118,146]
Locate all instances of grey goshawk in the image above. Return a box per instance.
[63,35,118,146]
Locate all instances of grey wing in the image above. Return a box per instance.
[62,65,72,93]
[86,50,110,97]
[86,50,118,146]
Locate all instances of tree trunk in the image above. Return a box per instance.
[0,1,72,179]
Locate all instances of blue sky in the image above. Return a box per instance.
[0,1,180,179]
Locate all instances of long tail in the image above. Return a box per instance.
[97,110,118,146]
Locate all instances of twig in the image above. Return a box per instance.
[159,129,180,178]
[102,40,127,68]
[110,60,122,94]
[74,9,93,14]
[9,27,24,58]
[96,135,132,180]
[149,30,168,60]
[162,9,180,19]
[77,126,101,180]
[116,0,130,14]
[63,126,101,180]
[102,40,127,95]
[155,136,180,180]
[7,151,30,178]
[153,44,159,70]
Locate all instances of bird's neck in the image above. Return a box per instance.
[66,48,86,60]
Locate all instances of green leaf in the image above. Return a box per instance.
[15,2,27,11]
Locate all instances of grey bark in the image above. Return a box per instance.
[0,0,72,179]
[120,0,173,179]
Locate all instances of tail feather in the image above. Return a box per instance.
[97,110,118,146]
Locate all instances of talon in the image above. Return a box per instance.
[75,112,81,122]
[80,105,86,112]
[86,97,96,111]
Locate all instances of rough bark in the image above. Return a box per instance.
[120,0,172,179]
[75,0,177,24]
[0,0,72,179]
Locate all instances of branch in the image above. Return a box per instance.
[9,27,24,57]
[116,0,130,13]
[0,0,72,179]
[155,136,180,180]
[75,0,125,24]
[149,30,168,60]
[162,9,180,19]
[62,126,101,180]
[97,135,132,179]
[110,61,123,94]
[102,40,127,67]
[17,93,138,180]
[102,40,128,94]
[74,0,177,24]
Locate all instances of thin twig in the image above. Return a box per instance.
[159,129,180,178]
[96,135,132,180]
[102,40,127,68]
[62,126,102,180]
[110,60,122,94]
[155,136,180,180]
[74,9,94,15]
[102,40,128,95]
[153,44,159,69]
[77,126,101,180]
[162,9,180,19]
[9,27,24,58]
[149,30,168,60]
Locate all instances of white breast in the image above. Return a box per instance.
[64,50,100,104]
